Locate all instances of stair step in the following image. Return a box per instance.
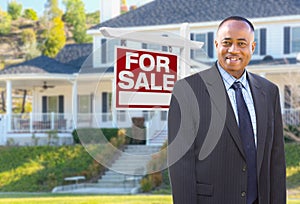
[96,144,163,191]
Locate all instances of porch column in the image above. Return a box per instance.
[112,78,117,126]
[6,80,12,132]
[72,80,78,129]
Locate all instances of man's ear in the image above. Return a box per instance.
[251,41,256,54]
[214,40,218,48]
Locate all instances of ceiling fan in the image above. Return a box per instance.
[42,81,55,90]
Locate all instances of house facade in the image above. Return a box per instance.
[0,0,300,145]
[88,0,300,125]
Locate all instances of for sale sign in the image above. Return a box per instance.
[115,47,178,109]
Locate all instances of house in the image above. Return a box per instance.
[88,0,300,124]
[0,0,300,145]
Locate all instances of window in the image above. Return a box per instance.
[141,43,162,51]
[78,95,91,113]
[253,28,266,56]
[292,27,300,53]
[42,95,64,120]
[102,92,112,122]
[48,96,58,113]
[101,38,120,64]
[191,32,214,59]
[160,111,167,121]
[284,26,300,54]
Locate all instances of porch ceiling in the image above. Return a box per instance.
[0,75,74,89]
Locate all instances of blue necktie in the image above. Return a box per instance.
[232,82,258,204]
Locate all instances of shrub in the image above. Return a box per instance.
[23,8,38,21]
[7,0,22,20]
[140,176,153,192]
[0,9,12,35]
[72,128,119,144]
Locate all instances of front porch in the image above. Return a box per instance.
[0,110,168,146]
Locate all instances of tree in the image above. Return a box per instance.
[21,29,41,60]
[44,0,63,20]
[0,9,12,34]
[23,8,38,21]
[86,10,100,25]
[7,0,22,20]
[40,0,65,57]
[41,17,66,57]
[63,0,92,43]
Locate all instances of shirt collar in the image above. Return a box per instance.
[216,61,248,91]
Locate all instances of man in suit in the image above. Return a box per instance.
[168,16,286,204]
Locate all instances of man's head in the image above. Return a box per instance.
[215,16,256,79]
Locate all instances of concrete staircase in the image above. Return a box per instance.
[147,129,167,146]
[96,145,161,194]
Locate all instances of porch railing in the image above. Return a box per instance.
[8,111,167,133]
[11,113,73,133]
[282,108,300,126]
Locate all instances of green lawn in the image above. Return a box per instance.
[0,194,298,204]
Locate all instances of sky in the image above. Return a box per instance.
[0,0,153,15]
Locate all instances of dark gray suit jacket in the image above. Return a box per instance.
[168,64,286,204]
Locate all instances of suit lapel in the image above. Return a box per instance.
[201,65,246,159]
[247,73,267,175]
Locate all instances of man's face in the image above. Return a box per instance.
[215,20,256,79]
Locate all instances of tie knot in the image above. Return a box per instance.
[231,81,243,91]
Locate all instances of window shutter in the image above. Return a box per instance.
[58,95,64,113]
[102,92,107,113]
[42,96,47,113]
[284,27,290,54]
[90,93,94,113]
[207,32,214,58]
[101,38,107,63]
[260,28,266,55]
[42,96,47,121]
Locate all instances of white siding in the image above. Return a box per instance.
[93,36,102,68]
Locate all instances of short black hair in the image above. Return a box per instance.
[217,16,255,32]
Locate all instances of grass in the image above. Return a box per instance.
[0,194,298,204]
[286,143,300,198]
[0,195,172,204]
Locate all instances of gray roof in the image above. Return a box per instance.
[55,43,93,68]
[1,43,93,75]
[1,56,79,75]
[91,0,300,29]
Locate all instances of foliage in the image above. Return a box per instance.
[63,0,92,43]
[20,28,40,60]
[86,10,100,25]
[0,9,12,35]
[72,128,119,144]
[140,141,168,192]
[284,125,300,143]
[140,176,153,192]
[21,28,36,45]
[44,0,63,20]
[286,143,300,190]
[23,8,38,21]
[41,17,66,58]
[7,0,23,20]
